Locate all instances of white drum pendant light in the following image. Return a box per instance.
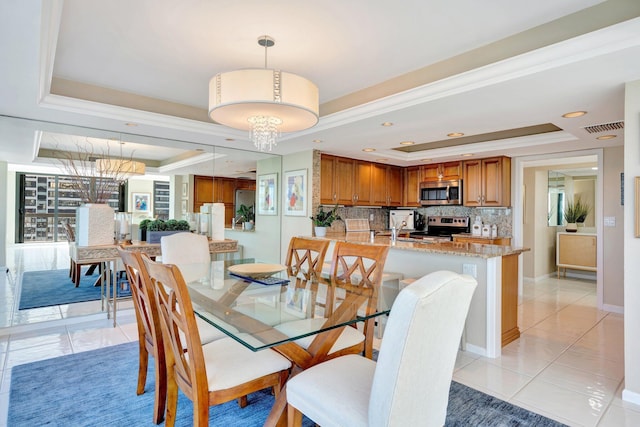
[208,36,319,152]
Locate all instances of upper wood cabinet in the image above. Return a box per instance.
[354,160,372,205]
[193,176,250,226]
[403,166,422,207]
[462,156,511,207]
[370,163,402,207]
[421,161,461,182]
[320,154,402,207]
[320,154,357,205]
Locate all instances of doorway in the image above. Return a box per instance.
[513,149,603,309]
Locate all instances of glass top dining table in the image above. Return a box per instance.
[182,258,390,352]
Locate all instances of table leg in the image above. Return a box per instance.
[264,385,288,427]
[111,260,117,327]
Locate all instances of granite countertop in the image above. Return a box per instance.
[310,232,528,259]
[451,233,512,240]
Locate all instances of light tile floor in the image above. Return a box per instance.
[0,243,639,426]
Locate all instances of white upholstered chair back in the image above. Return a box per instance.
[368,270,477,427]
[160,232,210,283]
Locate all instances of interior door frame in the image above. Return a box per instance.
[512,148,604,310]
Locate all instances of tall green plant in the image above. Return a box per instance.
[564,196,590,223]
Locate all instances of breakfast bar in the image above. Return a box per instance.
[309,232,528,358]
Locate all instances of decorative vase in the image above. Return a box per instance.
[146,230,188,244]
[566,222,578,232]
[314,226,327,237]
[244,221,254,231]
[75,203,116,246]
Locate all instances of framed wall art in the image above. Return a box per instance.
[132,192,151,213]
[258,173,277,215]
[284,169,307,216]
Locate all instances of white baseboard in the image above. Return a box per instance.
[623,388,640,406]
[523,272,557,283]
[602,303,624,314]
[464,343,489,358]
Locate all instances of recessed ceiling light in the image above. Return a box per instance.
[591,167,598,170]
[378,158,388,162]
[596,134,616,140]
[381,122,394,127]
[421,158,431,162]
[562,111,587,118]
[461,153,474,157]
[447,132,464,137]
[362,148,376,152]
[312,139,323,143]
[399,141,415,146]
[125,122,138,127]
[225,138,235,142]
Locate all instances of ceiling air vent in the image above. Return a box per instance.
[583,121,624,134]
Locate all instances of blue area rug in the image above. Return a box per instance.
[8,342,566,426]
[19,268,101,310]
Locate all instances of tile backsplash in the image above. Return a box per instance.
[325,205,513,237]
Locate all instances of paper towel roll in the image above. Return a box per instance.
[211,202,225,240]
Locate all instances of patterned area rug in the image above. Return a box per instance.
[18,268,102,310]
[8,342,566,426]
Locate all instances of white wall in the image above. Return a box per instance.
[623,79,640,404]
[602,145,624,309]
[280,151,314,261]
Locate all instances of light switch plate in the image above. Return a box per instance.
[463,264,477,278]
[604,216,616,227]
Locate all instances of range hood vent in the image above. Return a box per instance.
[583,121,624,134]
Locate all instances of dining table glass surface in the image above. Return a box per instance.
[182,258,390,351]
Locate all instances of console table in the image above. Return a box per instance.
[70,238,239,326]
[556,232,596,277]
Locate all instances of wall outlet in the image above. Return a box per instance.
[462,264,477,278]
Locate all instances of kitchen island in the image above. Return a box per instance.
[309,232,528,358]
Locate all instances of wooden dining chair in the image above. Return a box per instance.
[117,247,166,424]
[275,241,389,363]
[286,271,478,427]
[323,241,390,359]
[141,255,292,427]
[284,237,330,279]
[119,247,234,424]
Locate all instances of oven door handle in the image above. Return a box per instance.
[446,185,450,202]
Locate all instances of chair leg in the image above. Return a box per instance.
[165,372,179,427]
[74,263,82,287]
[152,350,167,424]
[287,404,303,427]
[136,344,149,396]
[237,395,248,408]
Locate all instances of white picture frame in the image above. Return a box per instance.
[258,173,277,215]
[284,169,307,217]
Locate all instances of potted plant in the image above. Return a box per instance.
[310,205,341,237]
[137,218,152,242]
[563,196,590,232]
[146,218,191,243]
[236,204,255,231]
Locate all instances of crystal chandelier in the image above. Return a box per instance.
[208,36,319,152]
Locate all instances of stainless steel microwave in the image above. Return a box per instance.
[419,180,462,206]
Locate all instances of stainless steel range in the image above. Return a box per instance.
[409,215,470,241]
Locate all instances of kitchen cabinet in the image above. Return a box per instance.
[320,154,401,206]
[354,160,372,205]
[320,154,357,205]
[556,232,596,277]
[193,176,239,226]
[371,163,403,207]
[404,166,422,206]
[462,156,511,207]
[422,161,461,181]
